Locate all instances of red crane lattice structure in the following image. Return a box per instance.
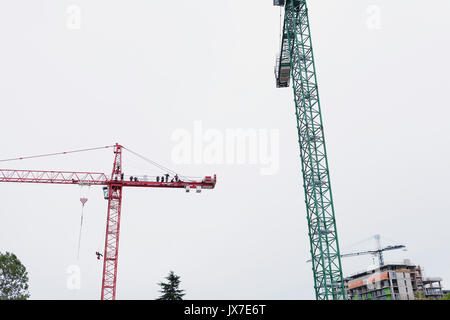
[0,143,217,300]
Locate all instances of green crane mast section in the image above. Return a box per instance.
[274,0,346,300]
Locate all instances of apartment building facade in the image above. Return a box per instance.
[345,260,444,300]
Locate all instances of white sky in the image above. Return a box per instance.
[0,0,449,299]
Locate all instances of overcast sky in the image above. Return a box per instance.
[0,0,449,300]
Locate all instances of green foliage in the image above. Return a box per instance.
[414,292,428,300]
[0,252,30,300]
[438,293,450,300]
[156,271,185,300]
[415,291,450,300]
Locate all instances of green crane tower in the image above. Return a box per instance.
[274,0,346,300]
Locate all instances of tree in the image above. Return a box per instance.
[0,252,30,300]
[156,271,185,300]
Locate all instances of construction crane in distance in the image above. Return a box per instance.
[273,0,346,299]
[307,235,407,266]
[0,143,216,300]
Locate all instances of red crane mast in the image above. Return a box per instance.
[0,143,217,300]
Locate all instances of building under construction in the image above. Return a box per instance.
[345,260,445,300]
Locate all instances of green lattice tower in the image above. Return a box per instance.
[275,0,346,300]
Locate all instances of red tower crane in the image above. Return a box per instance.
[0,143,216,300]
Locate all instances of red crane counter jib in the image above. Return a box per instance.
[0,143,216,300]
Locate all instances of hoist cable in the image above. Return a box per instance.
[76,185,90,260]
[77,204,85,260]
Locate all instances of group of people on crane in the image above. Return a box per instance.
[157,173,180,183]
[114,164,181,183]
[116,172,181,183]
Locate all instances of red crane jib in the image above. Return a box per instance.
[0,169,216,189]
